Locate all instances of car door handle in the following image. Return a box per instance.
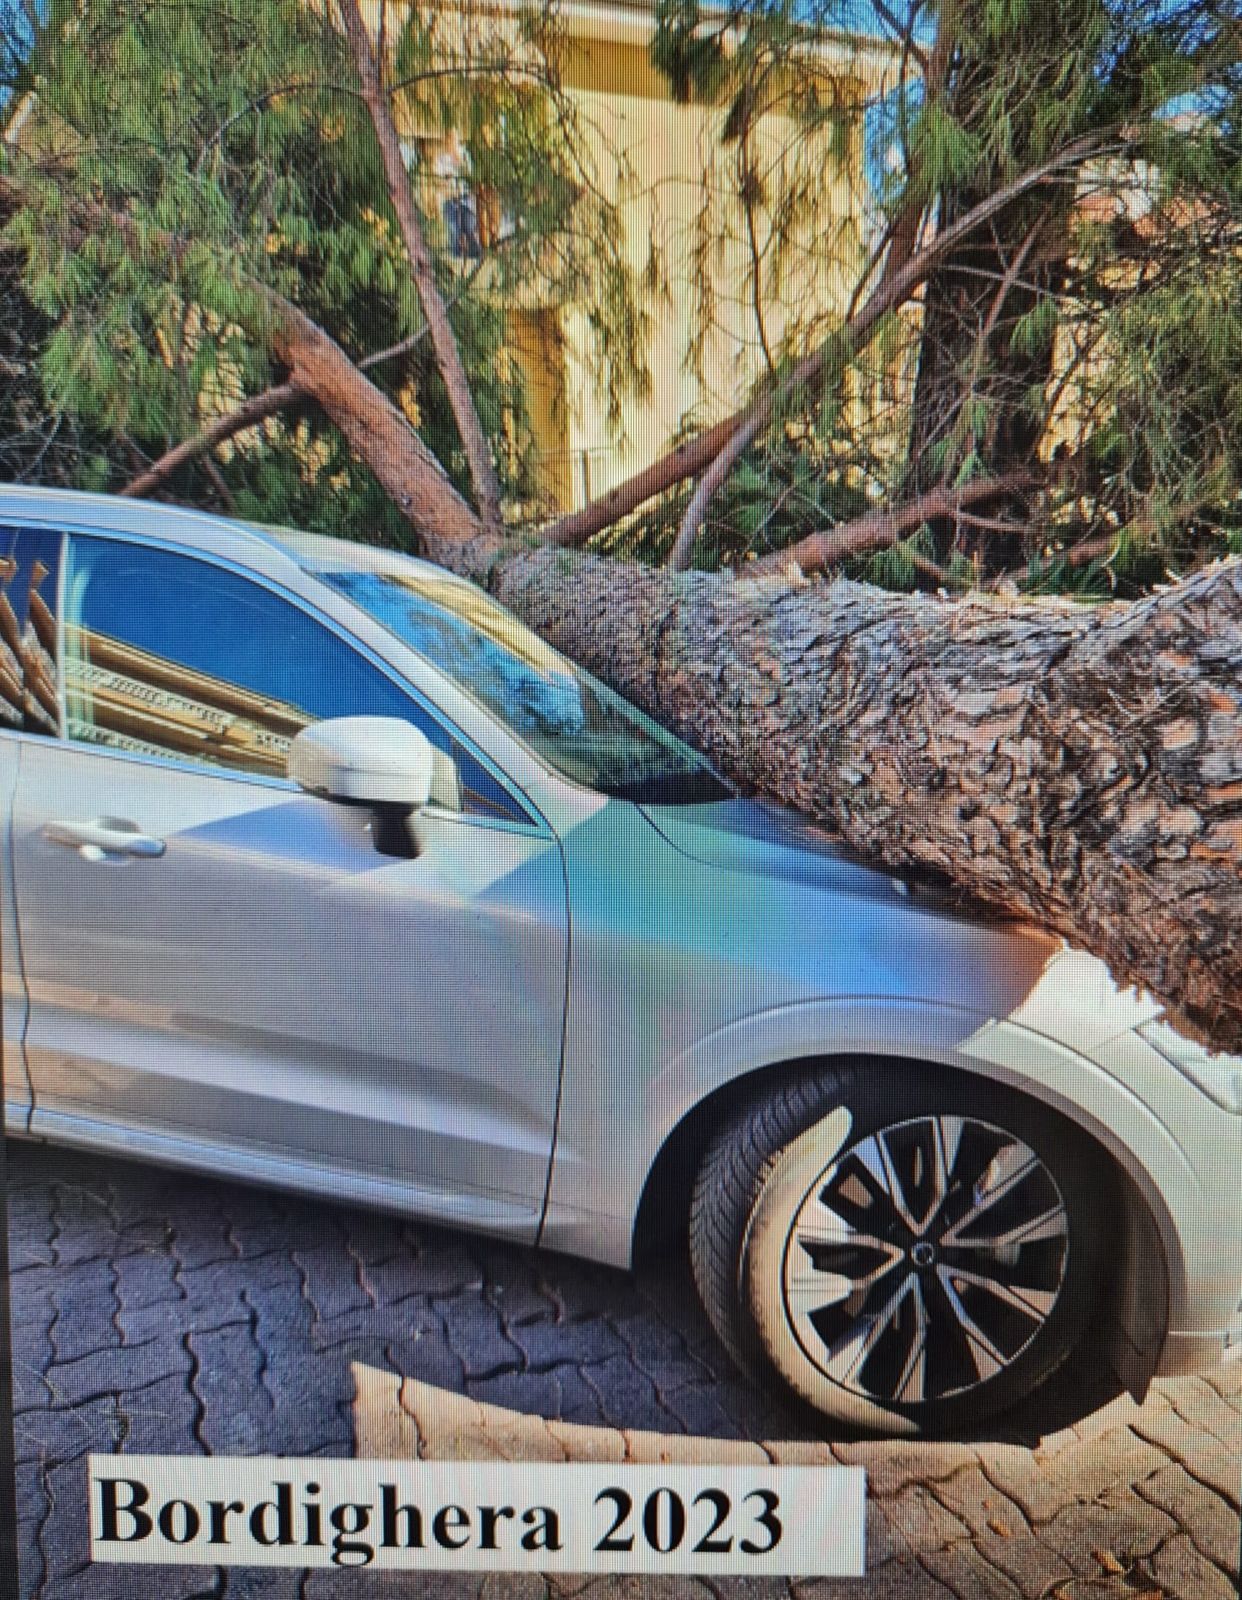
[43,819,166,859]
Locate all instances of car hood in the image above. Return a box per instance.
[638,796,1012,920]
[637,796,1154,1049]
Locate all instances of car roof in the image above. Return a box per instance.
[0,483,463,588]
[260,524,468,586]
[0,483,286,555]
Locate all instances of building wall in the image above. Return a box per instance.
[506,19,881,510]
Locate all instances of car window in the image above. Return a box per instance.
[321,567,732,805]
[60,535,527,822]
[0,525,62,737]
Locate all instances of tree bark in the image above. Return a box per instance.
[745,469,1041,578]
[274,302,485,547]
[905,193,1067,567]
[4,170,1238,1051]
[423,533,1242,1054]
[119,382,302,498]
[336,0,505,537]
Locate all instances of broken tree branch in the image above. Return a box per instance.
[551,132,1111,554]
[118,382,301,499]
[745,469,1042,578]
[336,0,504,537]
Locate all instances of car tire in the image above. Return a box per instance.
[689,1061,1116,1437]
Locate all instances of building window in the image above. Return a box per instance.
[444,188,482,259]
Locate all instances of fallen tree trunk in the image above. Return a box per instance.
[422,537,1242,1052]
[267,254,1242,1050]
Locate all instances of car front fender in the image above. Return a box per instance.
[540,993,1193,1367]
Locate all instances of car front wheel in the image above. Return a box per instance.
[689,1062,1115,1436]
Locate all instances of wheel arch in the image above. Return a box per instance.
[632,1046,1172,1404]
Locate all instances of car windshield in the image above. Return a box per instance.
[318,567,732,804]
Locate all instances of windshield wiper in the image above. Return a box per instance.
[602,770,734,805]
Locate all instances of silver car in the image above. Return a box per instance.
[1,483,1239,1437]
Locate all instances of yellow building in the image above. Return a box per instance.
[407,2,892,512]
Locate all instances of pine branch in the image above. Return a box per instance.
[335,0,504,538]
[548,131,1112,554]
[746,469,1042,579]
[118,382,301,499]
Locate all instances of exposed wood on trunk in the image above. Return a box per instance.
[336,0,505,537]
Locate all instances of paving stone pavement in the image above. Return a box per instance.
[7,1141,1241,1600]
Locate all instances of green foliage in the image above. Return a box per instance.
[909,102,984,196]
[1094,251,1242,547]
[596,427,872,570]
[861,522,936,591]
[638,0,1241,596]
[1008,299,1059,362]
[1,0,647,527]
[3,0,1240,608]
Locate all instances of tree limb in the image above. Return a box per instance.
[116,283,471,500]
[667,413,759,570]
[118,381,302,498]
[335,0,505,537]
[745,469,1042,579]
[550,131,1110,553]
[0,168,484,548]
[7,171,1238,1047]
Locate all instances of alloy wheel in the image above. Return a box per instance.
[778,1114,1070,1406]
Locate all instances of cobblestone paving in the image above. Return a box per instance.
[7,1141,1241,1600]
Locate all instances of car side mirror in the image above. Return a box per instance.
[288,717,438,809]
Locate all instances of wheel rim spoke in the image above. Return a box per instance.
[940,1142,1044,1244]
[933,1268,1011,1378]
[948,1201,1067,1251]
[893,1276,931,1403]
[818,1271,919,1385]
[785,1265,854,1315]
[941,1263,1059,1323]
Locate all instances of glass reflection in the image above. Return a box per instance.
[64,625,312,776]
[22,554,59,735]
[0,527,62,734]
[0,544,23,727]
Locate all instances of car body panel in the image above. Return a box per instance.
[541,803,1208,1303]
[16,737,570,1224]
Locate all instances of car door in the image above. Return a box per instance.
[11,528,569,1239]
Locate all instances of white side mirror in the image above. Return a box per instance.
[288,717,436,808]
